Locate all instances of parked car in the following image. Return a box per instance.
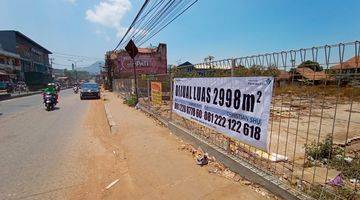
[80,83,100,100]
[0,81,15,93]
[0,81,7,91]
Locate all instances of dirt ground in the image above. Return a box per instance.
[69,95,277,200]
[69,99,123,199]
[137,94,360,187]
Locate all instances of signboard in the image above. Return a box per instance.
[114,44,167,77]
[151,81,162,105]
[116,54,166,75]
[125,39,138,59]
[172,77,274,151]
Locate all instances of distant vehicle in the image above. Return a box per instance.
[73,85,79,94]
[80,83,100,100]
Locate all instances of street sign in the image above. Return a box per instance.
[125,39,138,59]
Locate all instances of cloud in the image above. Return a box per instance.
[95,29,111,42]
[85,0,131,38]
[65,0,76,5]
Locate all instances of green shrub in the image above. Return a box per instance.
[304,135,343,161]
[124,95,138,107]
[305,135,360,180]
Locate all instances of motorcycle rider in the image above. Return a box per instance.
[43,83,58,104]
[55,83,61,92]
[73,84,78,93]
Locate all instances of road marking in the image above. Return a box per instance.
[2,98,16,103]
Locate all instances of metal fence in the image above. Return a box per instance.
[113,41,360,200]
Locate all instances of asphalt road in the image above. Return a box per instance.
[0,89,91,199]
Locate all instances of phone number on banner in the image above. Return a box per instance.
[174,102,261,141]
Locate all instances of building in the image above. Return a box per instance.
[176,61,195,73]
[0,30,52,87]
[331,56,360,73]
[109,43,167,78]
[0,44,21,82]
[330,56,360,85]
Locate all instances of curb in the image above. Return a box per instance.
[167,122,312,200]
[104,103,118,134]
[103,93,118,134]
[0,91,42,101]
[0,87,73,101]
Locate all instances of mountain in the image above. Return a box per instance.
[77,61,104,75]
[53,68,65,77]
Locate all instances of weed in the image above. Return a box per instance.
[304,135,343,161]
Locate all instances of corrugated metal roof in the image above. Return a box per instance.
[331,56,360,70]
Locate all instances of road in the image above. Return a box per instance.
[0,89,91,199]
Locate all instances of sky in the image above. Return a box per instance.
[0,0,359,69]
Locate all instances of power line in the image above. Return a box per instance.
[124,0,177,46]
[124,0,166,46]
[130,0,197,46]
[52,52,102,60]
[113,0,151,51]
[136,0,195,46]
[113,0,198,50]
[132,0,178,44]
[139,0,198,46]
[122,0,172,47]
[52,62,94,68]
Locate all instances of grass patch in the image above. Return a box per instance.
[306,184,359,200]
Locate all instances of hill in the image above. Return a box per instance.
[77,61,104,75]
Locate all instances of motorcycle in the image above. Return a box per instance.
[43,92,56,111]
[55,85,61,93]
[73,86,78,94]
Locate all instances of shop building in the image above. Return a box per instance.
[0,30,52,87]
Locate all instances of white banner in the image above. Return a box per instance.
[173,77,274,152]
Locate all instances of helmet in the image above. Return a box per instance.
[47,83,56,88]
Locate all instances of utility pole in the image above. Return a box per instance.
[132,57,138,100]
[50,58,54,81]
[125,39,139,102]
[68,59,83,84]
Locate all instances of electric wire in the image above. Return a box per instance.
[113,0,198,50]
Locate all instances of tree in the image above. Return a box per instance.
[204,55,215,63]
[298,60,323,71]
